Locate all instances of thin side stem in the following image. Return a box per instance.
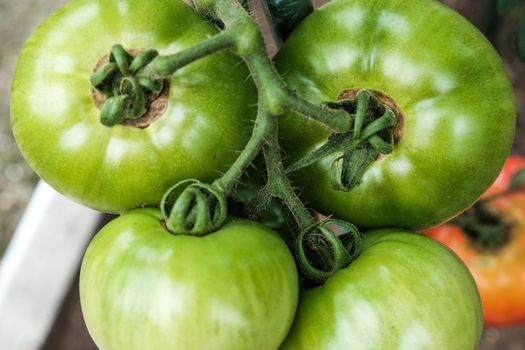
[285,93,352,132]
[139,31,235,80]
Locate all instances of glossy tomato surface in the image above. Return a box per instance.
[280,229,482,349]
[80,209,298,350]
[276,0,515,229]
[11,0,256,213]
[424,156,525,326]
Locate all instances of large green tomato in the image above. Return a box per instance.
[275,0,516,229]
[281,230,482,350]
[80,208,298,350]
[11,0,256,213]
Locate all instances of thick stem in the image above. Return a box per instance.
[195,0,352,132]
[212,104,271,194]
[241,46,351,132]
[262,114,316,231]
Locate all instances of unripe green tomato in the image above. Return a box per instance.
[11,0,256,213]
[276,0,516,230]
[281,229,483,350]
[80,209,299,350]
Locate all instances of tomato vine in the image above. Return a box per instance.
[88,0,393,282]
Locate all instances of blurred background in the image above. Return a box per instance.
[0,0,524,349]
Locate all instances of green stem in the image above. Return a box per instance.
[242,45,351,132]
[93,0,351,132]
[90,0,364,282]
[285,133,349,174]
[212,104,271,194]
[195,0,352,132]
[262,113,316,231]
[286,90,397,191]
[286,108,396,175]
[162,180,228,236]
[285,92,352,132]
[139,31,235,79]
[148,0,364,283]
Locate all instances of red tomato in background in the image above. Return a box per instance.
[482,156,525,197]
[423,156,525,327]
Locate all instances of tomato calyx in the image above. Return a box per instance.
[453,165,525,250]
[337,88,405,142]
[286,89,397,191]
[453,204,510,250]
[161,179,228,236]
[296,219,362,283]
[91,44,166,127]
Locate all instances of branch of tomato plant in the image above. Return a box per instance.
[212,103,271,195]
[261,108,362,282]
[261,108,316,231]
[135,3,350,133]
[90,0,363,282]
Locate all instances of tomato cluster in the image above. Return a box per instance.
[10,0,517,348]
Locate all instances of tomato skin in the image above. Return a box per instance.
[424,155,525,326]
[11,0,256,213]
[275,0,515,230]
[79,208,298,350]
[280,230,482,350]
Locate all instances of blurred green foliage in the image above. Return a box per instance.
[484,0,525,60]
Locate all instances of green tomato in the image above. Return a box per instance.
[11,0,256,213]
[80,208,298,350]
[280,229,482,350]
[275,0,515,229]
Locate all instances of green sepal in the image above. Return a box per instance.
[90,63,118,95]
[110,44,132,74]
[331,147,378,191]
[100,96,128,127]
